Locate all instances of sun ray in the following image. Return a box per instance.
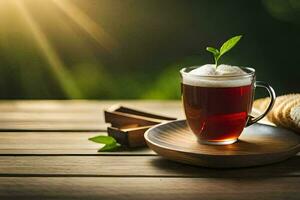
[52,0,118,52]
[14,0,82,98]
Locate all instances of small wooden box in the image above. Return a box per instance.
[104,105,176,147]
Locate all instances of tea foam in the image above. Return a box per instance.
[182,64,252,87]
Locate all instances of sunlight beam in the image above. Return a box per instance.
[52,0,118,52]
[14,0,82,98]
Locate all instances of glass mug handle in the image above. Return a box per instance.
[246,81,276,126]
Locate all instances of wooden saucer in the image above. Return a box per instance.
[144,120,300,168]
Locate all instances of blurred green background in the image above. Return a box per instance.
[0,0,299,99]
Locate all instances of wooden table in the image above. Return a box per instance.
[0,100,299,200]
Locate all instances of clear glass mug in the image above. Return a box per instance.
[180,66,276,145]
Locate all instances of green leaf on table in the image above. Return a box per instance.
[89,135,116,144]
[89,135,121,152]
[98,143,121,152]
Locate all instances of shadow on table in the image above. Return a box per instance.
[150,155,300,178]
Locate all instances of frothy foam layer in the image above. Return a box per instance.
[189,64,247,76]
[182,64,252,87]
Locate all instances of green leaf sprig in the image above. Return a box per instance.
[206,35,242,67]
[89,135,121,152]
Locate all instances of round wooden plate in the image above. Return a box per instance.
[144,120,300,168]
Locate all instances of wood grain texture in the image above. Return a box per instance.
[0,112,103,122]
[0,155,299,178]
[0,100,299,200]
[0,177,299,200]
[0,100,183,131]
[145,120,300,168]
[0,132,153,155]
[108,126,151,147]
[0,100,182,113]
[104,105,177,147]
[0,121,107,131]
[112,106,177,120]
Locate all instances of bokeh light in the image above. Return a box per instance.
[0,0,299,99]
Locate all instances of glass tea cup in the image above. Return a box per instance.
[180,66,275,145]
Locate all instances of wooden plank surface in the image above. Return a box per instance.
[0,100,179,154]
[0,155,299,178]
[0,100,299,200]
[0,122,107,131]
[0,100,183,131]
[0,132,153,155]
[0,177,299,200]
